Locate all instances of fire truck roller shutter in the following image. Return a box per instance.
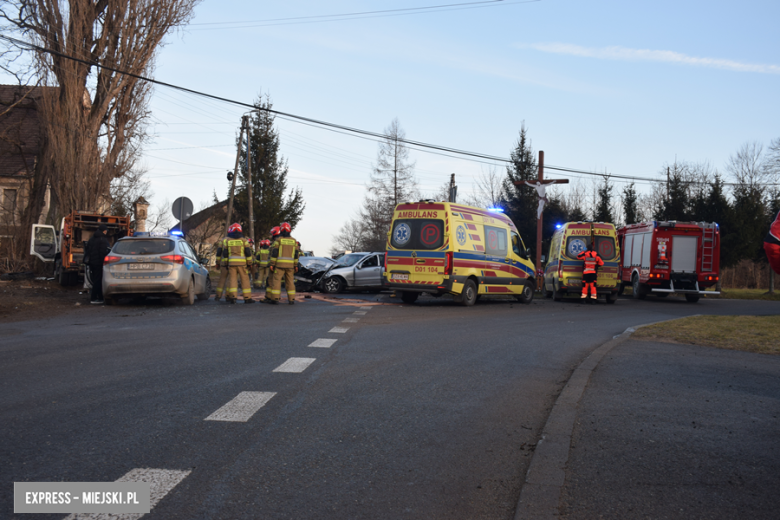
[623,234,633,268]
[672,235,698,273]
[641,233,653,269]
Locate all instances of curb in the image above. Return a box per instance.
[512,318,696,520]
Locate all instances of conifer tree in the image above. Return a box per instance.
[593,176,614,223]
[622,183,639,225]
[501,123,538,249]
[233,94,305,243]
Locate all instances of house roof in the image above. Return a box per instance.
[169,199,228,234]
[0,85,51,178]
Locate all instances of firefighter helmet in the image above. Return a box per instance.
[228,223,242,234]
[280,222,292,233]
[261,239,271,247]
[247,238,254,245]
[270,226,281,237]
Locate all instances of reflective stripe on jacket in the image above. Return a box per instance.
[270,237,299,268]
[222,238,252,266]
[256,249,270,267]
[577,250,604,274]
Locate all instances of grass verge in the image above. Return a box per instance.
[632,315,780,355]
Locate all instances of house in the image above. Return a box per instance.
[0,85,51,235]
[175,199,228,261]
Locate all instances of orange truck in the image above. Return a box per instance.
[30,211,130,286]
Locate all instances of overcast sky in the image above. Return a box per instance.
[135,0,778,255]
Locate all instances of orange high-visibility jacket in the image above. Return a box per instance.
[577,250,604,274]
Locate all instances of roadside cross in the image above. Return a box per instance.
[513,151,569,288]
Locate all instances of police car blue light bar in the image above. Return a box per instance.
[555,224,562,229]
[170,230,184,236]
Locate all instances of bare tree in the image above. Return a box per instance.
[471,166,503,208]
[0,0,200,247]
[185,197,226,259]
[331,218,366,255]
[146,198,172,233]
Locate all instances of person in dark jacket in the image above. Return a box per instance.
[85,224,112,304]
[766,209,780,275]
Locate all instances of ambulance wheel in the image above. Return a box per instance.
[516,282,534,304]
[552,282,563,301]
[632,275,646,300]
[457,279,478,306]
[323,277,344,294]
[605,292,618,304]
[401,291,418,304]
[685,294,700,303]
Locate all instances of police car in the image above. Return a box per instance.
[101,230,211,305]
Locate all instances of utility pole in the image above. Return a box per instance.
[245,116,254,243]
[448,173,457,203]
[514,151,569,290]
[225,117,245,231]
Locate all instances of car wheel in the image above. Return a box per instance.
[516,281,534,304]
[605,292,618,304]
[401,291,418,304]
[632,275,646,300]
[197,276,211,301]
[323,277,344,294]
[456,279,478,306]
[553,281,563,301]
[685,293,700,303]
[183,279,196,305]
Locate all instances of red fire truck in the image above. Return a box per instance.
[617,221,720,302]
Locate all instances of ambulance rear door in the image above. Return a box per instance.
[387,217,447,284]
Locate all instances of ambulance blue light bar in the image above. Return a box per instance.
[555,224,562,229]
[487,207,504,213]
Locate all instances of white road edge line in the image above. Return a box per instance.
[205,391,276,422]
[329,327,349,333]
[309,338,337,348]
[273,357,316,373]
[64,468,191,520]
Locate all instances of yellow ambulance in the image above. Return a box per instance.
[383,200,536,306]
[542,222,620,303]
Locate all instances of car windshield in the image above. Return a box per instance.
[300,257,335,271]
[334,254,364,267]
[113,239,175,255]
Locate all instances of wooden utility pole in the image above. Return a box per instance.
[245,116,254,243]
[225,117,245,231]
[514,151,569,289]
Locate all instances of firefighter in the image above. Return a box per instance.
[214,235,230,301]
[266,222,299,305]
[254,239,272,289]
[221,223,255,304]
[246,237,257,287]
[577,242,604,301]
[765,209,780,275]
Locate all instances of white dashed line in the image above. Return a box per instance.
[309,338,337,348]
[205,391,276,422]
[329,327,349,333]
[359,306,372,310]
[64,468,191,520]
[353,311,367,315]
[342,317,359,323]
[273,357,316,373]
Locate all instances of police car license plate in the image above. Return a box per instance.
[128,263,154,270]
[391,274,409,280]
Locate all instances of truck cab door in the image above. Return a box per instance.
[30,225,58,262]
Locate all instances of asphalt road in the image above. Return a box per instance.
[2,293,779,519]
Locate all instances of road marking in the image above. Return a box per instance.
[359,306,372,310]
[205,391,276,422]
[329,326,349,333]
[65,468,191,520]
[273,357,316,373]
[353,311,367,315]
[342,317,359,323]
[309,338,337,348]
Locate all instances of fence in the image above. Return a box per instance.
[720,260,773,289]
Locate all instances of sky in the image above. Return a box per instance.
[129,0,778,255]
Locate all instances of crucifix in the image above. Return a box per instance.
[514,151,569,287]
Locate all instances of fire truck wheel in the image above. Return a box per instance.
[632,275,646,300]
[685,294,700,303]
[400,291,419,304]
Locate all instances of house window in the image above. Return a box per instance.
[2,189,18,220]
